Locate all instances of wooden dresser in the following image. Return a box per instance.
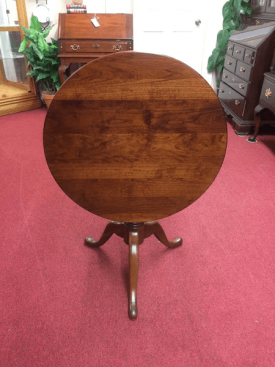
[58,13,133,84]
[218,22,275,135]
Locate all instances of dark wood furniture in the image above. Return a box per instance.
[248,0,275,26]
[248,72,275,142]
[43,52,227,320]
[58,13,133,84]
[219,22,275,135]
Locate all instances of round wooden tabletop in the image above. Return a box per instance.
[43,52,227,223]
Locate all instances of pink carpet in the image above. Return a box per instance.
[1,108,275,366]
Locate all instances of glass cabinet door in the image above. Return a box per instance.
[0,0,41,116]
[251,0,267,11]
[266,0,275,13]
[0,0,30,99]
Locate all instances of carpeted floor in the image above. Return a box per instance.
[0,108,275,367]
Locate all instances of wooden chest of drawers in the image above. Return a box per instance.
[218,22,275,135]
[58,13,133,84]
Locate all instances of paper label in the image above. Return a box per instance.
[91,18,100,27]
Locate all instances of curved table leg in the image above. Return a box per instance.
[85,221,124,248]
[144,221,182,248]
[247,104,264,143]
[128,230,140,320]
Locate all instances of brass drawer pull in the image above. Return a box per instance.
[220,89,224,93]
[236,50,241,54]
[235,100,240,106]
[255,19,260,25]
[70,44,80,51]
[239,84,245,89]
[93,44,100,49]
[245,54,250,58]
[240,67,246,72]
[228,46,232,50]
[227,61,232,65]
[223,74,228,78]
[265,88,272,98]
[113,44,123,51]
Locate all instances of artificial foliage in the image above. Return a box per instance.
[18,16,61,92]
[207,0,252,82]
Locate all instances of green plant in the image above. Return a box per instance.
[207,0,252,84]
[18,16,61,93]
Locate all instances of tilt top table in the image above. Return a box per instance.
[43,51,227,320]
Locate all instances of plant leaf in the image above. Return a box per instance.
[27,69,39,77]
[246,6,252,15]
[42,27,52,38]
[30,16,42,32]
[222,2,231,18]
[217,30,230,50]
[239,3,248,14]
[36,72,50,82]
[18,38,27,52]
[21,26,31,37]
[207,55,214,72]
[55,82,61,90]
[28,42,44,60]
[217,63,224,74]
[38,34,49,52]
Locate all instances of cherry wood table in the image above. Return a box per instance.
[43,52,227,320]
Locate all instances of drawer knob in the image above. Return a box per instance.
[240,67,246,72]
[93,44,100,49]
[220,89,224,93]
[228,46,232,50]
[235,100,240,106]
[227,61,232,65]
[236,50,241,54]
[245,54,250,58]
[113,44,123,51]
[223,74,228,78]
[70,44,80,51]
[265,88,272,98]
[255,19,260,25]
[239,84,245,89]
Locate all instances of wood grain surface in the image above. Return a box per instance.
[43,52,227,222]
[58,13,133,40]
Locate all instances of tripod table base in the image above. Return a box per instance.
[85,221,182,320]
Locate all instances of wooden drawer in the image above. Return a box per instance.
[260,74,275,111]
[235,60,253,81]
[227,42,234,55]
[244,49,255,65]
[61,39,133,53]
[218,81,246,118]
[233,44,245,61]
[224,55,237,73]
[222,69,249,97]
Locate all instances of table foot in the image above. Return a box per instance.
[85,221,124,248]
[144,221,182,248]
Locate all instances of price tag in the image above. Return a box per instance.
[91,16,100,28]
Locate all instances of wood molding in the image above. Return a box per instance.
[3,80,29,91]
[0,93,42,116]
[0,26,21,32]
[16,0,29,29]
